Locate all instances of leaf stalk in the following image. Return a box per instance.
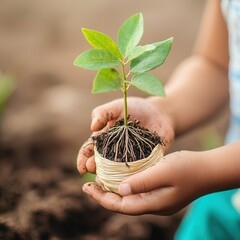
[121,62,128,126]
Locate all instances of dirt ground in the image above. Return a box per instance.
[0,0,229,239]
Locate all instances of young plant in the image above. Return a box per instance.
[74,13,173,163]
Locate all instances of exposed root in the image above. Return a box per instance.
[93,118,164,163]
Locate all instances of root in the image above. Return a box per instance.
[93,119,164,163]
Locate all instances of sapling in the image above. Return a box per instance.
[74,13,173,192]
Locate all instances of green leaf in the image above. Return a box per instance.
[117,13,143,57]
[131,72,166,96]
[82,28,122,59]
[130,37,173,73]
[92,68,122,93]
[74,49,121,70]
[127,44,156,61]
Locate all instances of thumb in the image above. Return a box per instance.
[118,162,169,196]
[91,99,123,131]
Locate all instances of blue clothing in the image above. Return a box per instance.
[176,190,240,240]
[175,0,240,239]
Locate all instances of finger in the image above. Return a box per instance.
[77,151,88,174]
[82,182,123,212]
[118,160,171,196]
[121,187,181,215]
[91,100,122,131]
[118,188,175,215]
[83,183,163,215]
[86,155,96,173]
[82,182,176,215]
[77,140,94,174]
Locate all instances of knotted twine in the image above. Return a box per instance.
[95,144,163,194]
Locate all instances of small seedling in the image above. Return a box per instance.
[74,13,173,163]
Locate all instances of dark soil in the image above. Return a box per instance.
[0,135,181,240]
[93,118,164,163]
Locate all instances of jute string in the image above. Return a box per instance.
[95,144,163,193]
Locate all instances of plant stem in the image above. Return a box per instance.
[121,62,128,126]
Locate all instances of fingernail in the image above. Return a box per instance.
[118,183,132,196]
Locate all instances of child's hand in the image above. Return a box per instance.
[81,142,240,215]
[77,97,175,175]
[82,150,206,215]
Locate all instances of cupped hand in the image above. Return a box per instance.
[77,97,175,175]
[82,150,207,215]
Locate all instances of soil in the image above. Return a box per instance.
[94,118,164,163]
[0,129,181,240]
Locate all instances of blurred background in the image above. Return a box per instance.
[0,0,229,239]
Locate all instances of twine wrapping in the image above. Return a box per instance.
[95,144,163,194]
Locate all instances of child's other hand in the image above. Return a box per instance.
[82,150,207,215]
[77,97,175,175]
